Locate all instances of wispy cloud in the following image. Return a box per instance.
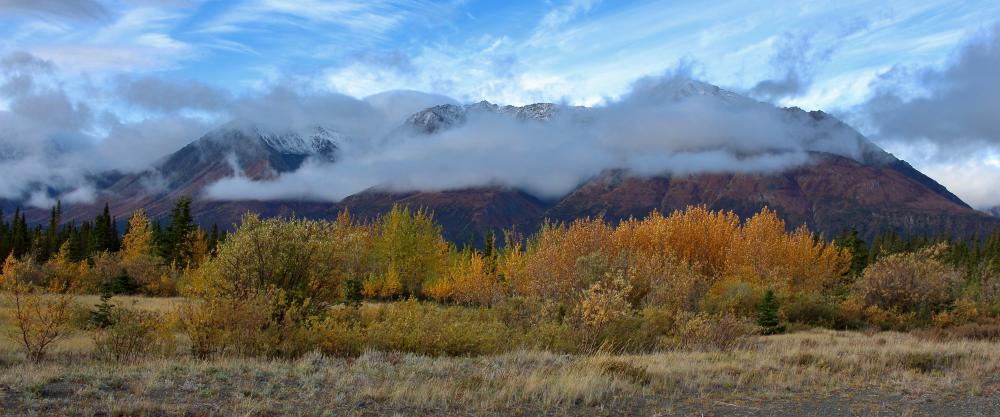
[0,0,109,21]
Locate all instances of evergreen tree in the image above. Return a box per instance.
[11,208,29,258]
[89,289,115,329]
[207,224,220,256]
[162,197,195,264]
[0,208,7,261]
[91,203,115,254]
[482,229,497,273]
[757,289,784,335]
[45,201,61,261]
[834,228,869,277]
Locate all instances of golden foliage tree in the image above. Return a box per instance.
[121,209,154,263]
[369,205,449,298]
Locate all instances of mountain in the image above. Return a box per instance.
[34,121,348,226]
[17,83,1000,241]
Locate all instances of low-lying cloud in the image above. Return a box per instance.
[0,50,885,209]
[205,75,877,202]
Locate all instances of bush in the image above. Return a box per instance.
[854,244,961,324]
[780,291,846,328]
[93,309,175,363]
[185,214,345,304]
[1,255,75,362]
[701,279,763,317]
[659,312,760,351]
[180,289,323,358]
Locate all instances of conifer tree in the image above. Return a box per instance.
[207,224,220,256]
[0,209,8,261]
[161,197,194,265]
[757,288,784,335]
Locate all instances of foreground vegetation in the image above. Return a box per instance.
[2,328,998,416]
[2,202,1000,414]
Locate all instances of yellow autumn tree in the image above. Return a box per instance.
[427,249,505,305]
[42,242,78,292]
[369,205,449,298]
[121,209,154,263]
[120,209,165,292]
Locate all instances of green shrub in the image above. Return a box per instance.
[779,291,841,327]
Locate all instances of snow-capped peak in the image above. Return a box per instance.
[209,120,347,160]
[403,101,561,134]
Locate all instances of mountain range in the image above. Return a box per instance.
[8,80,998,242]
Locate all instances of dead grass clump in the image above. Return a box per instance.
[895,351,963,374]
[915,322,1000,342]
[596,359,652,386]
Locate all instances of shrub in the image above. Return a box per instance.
[93,309,175,363]
[358,300,515,356]
[854,244,961,323]
[576,271,634,329]
[659,312,760,351]
[779,291,863,329]
[701,278,763,316]
[1,254,75,362]
[180,289,322,358]
[186,214,344,304]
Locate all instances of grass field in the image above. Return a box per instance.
[2,316,999,416]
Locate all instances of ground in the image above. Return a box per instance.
[2,296,999,416]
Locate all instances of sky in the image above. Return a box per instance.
[1,0,999,207]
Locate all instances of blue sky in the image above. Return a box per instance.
[1,0,1000,207]
[2,0,995,107]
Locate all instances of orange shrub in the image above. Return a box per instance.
[503,206,849,316]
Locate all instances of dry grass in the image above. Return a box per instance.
[0,295,186,360]
[1,329,998,416]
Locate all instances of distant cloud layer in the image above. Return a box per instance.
[862,27,1000,149]
[204,75,878,203]
[856,26,1000,208]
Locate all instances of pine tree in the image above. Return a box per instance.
[89,288,115,329]
[483,229,497,273]
[162,197,194,265]
[835,228,869,277]
[46,201,61,261]
[0,208,7,262]
[207,224,220,256]
[757,288,784,335]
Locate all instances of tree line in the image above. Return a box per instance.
[0,197,223,268]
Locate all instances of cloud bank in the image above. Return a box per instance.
[204,75,879,202]
[855,25,1000,208]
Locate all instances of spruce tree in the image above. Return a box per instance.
[90,287,116,329]
[207,224,220,256]
[0,208,7,260]
[757,289,784,335]
[163,197,195,264]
